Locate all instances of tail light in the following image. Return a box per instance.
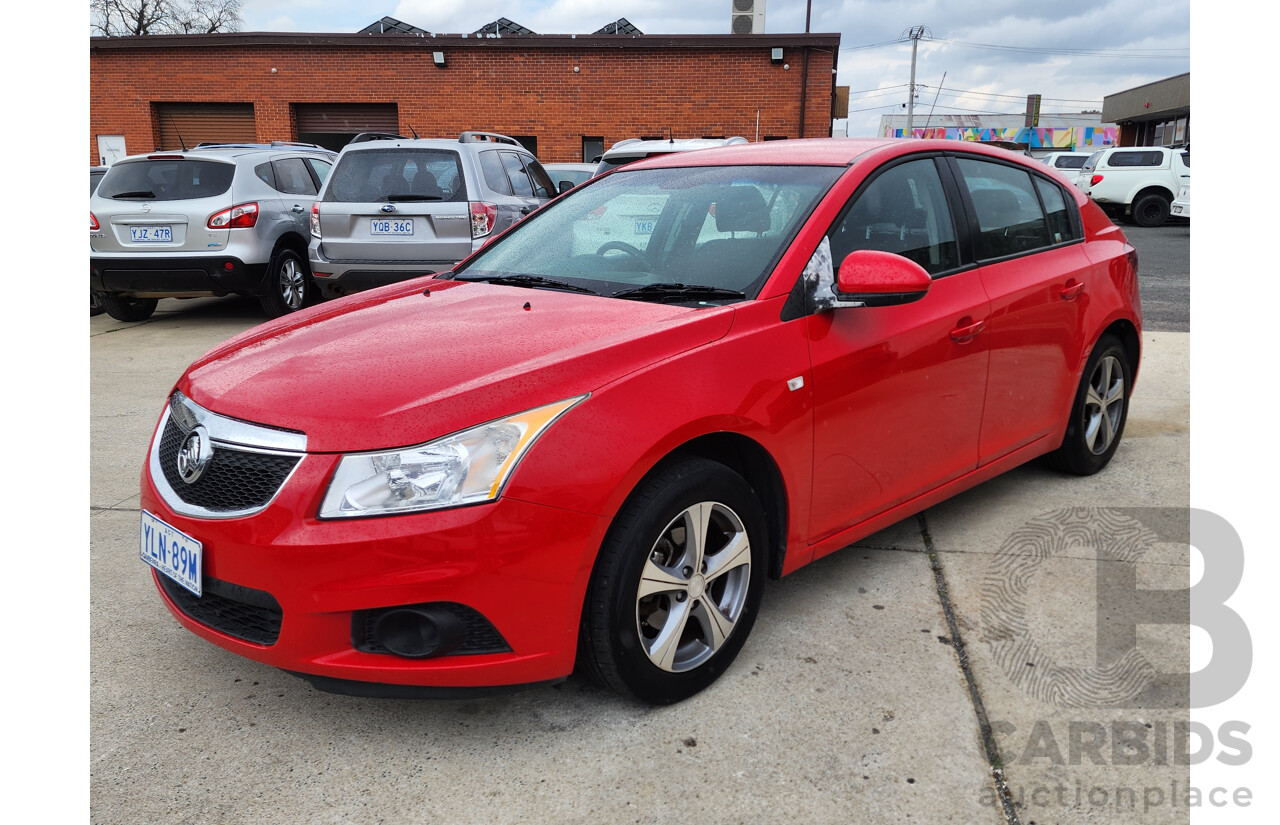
[310,202,321,238]
[207,202,258,229]
[470,202,497,239]
[90,212,99,231]
[1090,174,1104,186]
[1127,247,1139,275]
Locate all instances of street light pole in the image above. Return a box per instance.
[906,26,925,136]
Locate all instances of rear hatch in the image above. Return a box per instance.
[316,147,473,263]
[90,156,235,254]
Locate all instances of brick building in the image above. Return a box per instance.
[88,30,841,165]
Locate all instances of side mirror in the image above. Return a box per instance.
[835,250,932,307]
[558,180,574,194]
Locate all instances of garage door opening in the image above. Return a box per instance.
[294,103,400,151]
[154,103,255,151]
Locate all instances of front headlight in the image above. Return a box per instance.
[318,396,586,519]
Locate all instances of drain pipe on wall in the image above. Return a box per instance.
[755,109,760,142]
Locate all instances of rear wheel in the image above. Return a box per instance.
[1131,193,1171,227]
[581,458,766,704]
[259,249,311,318]
[1049,334,1131,475]
[90,291,104,317]
[102,294,157,322]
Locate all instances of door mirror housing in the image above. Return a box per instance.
[835,250,932,307]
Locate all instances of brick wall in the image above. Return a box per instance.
[89,34,839,164]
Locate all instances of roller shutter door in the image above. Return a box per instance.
[295,104,399,136]
[155,103,256,150]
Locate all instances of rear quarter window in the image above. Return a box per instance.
[97,159,235,201]
[1106,151,1165,168]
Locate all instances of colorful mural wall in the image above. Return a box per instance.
[880,126,1117,148]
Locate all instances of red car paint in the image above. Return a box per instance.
[141,138,1141,696]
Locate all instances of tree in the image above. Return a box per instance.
[90,0,244,36]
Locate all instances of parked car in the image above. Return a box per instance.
[308,132,556,299]
[593,136,749,176]
[1076,145,1190,226]
[90,142,338,321]
[544,162,597,193]
[140,138,1141,705]
[90,167,109,316]
[1040,151,1093,176]
[1171,184,1190,219]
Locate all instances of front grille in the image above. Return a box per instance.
[353,603,511,656]
[157,573,282,646]
[158,415,299,513]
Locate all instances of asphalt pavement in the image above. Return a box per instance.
[90,262,1191,824]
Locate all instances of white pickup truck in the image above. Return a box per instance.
[1077,146,1190,227]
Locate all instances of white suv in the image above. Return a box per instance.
[593,136,749,176]
[1077,146,1190,227]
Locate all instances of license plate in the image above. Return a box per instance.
[371,218,414,236]
[130,225,172,243]
[140,510,203,596]
[634,220,655,235]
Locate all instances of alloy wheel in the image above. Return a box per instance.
[1084,354,1125,455]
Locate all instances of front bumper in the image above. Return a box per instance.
[91,254,267,297]
[141,453,607,691]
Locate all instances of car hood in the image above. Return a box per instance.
[179,280,735,452]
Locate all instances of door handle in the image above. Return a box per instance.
[949,318,986,342]
[1060,280,1086,301]
[290,205,306,213]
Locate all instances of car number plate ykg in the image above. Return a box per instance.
[371,218,414,236]
[130,225,172,243]
[140,510,202,596]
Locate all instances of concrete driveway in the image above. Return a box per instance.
[91,297,1189,824]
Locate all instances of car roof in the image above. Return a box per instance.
[611,137,937,169]
[114,144,334,163]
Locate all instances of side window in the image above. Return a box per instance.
[479,150,512,195]
[1108,151,1163,168]
[254,162,276,189]
[273,158,318,196]
[307,158,332,187]
[500,151,535,197]
[1033,177,1075,244]
[828,158,960,276]
[525,159,556,199]
[955,158,1051,259]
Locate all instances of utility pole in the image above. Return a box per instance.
[906,26,926,136]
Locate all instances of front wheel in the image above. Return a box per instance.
[580,458,767,704]
[1049,334,1132,475]
[259,249,311,318]
[102,294,157,322]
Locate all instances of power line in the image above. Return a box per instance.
[838,38,908,53]
[919,86,1102,105]
[923,36,1189,60]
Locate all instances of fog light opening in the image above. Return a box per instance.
[372,608,464,659]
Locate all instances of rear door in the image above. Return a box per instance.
[947,154,1093,462]
[91,156,237,255]
[316,147,473,264]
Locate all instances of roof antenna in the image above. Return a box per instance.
[409,125,420,138]
[668,126,674,144]
[165,111,188,151]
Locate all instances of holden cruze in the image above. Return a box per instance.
[140,138,1141,705]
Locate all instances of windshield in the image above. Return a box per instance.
[456,164,841,304]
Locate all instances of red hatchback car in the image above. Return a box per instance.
[140,138,1140,704]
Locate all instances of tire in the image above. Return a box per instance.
[258,249,311,318]
[102,294,157,322]
[580,458,767,704]
[1049,335,1131,475]
[1131,193,1171,227]
[90,291,105,317]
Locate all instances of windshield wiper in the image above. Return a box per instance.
[111,190,156,199]
[454,274,599,294]
[385,194,444,202]
[611,283,747,303]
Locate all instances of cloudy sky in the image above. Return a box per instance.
[239,0,1191,137]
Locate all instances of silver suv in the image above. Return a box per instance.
[308,132,556,298]
[593,136,749,176]
[90,143,337,321]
